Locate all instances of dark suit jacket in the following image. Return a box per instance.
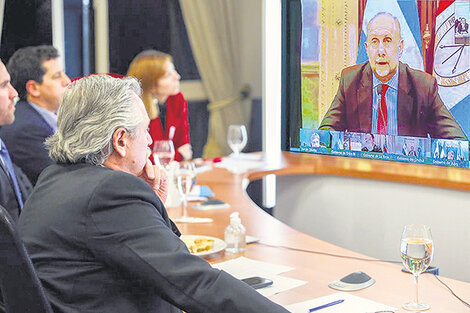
[0,100,55,185]
[0,162,32,222]
[361,145,383,153]
[18,163,288,313]
[319,62,466,139]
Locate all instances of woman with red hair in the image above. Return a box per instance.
[127,50,192,161]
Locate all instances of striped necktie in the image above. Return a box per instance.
[0,139,23,209]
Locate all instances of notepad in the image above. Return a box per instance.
[285,292,396,313]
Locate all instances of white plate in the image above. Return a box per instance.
[181,235,227,258]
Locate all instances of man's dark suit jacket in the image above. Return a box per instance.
[0,162,32,222]
[18,163,288,313]
[319,62,466,140]
[0,100,55,185]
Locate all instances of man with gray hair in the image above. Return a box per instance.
[18,75,289,313]
[320,12,465,139]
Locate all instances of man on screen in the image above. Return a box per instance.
[319,12,466,140]
[361,133,382,153]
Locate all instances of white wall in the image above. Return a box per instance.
[237,0,263,99]
[273,174,470,283]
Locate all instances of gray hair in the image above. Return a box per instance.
[46,74,143,165]
[367,12,402,40]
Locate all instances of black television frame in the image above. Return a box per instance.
[281,0,302,151]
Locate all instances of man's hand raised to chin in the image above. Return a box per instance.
[139,159,168,203]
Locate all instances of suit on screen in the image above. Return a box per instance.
[319,62,466,140]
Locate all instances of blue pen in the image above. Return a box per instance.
[309,299,344,312]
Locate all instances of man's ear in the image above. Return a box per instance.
[398,39,404,58]
[111,127,129,158]
[364,41,370,58]
[25,80,41,98]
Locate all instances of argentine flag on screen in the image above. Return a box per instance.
[356,0,424,71]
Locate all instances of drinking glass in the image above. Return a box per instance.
[400,224,434,311]
[227,125,248,156]
[153,140,175,168]
[176,161,196,219]
[172,162,214,223]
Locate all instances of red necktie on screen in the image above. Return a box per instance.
[377,84,389,135]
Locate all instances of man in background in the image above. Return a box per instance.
[18,75,289,313]
[319,12,466,140]
[0,59,32,222]
[0,45,71,184]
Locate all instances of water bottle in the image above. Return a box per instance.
[224,212,246,253]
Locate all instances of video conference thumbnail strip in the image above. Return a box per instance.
[293,128,469,168]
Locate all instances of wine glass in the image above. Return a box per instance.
[400,224,434,311]
[176,161,196,218]
[227,125,248,157]
[173,162,214,223]
[153,140,175,168]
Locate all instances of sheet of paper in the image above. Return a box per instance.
[256,274,307,297]
[228,152,263,160]
[212,257,306,296]
[285,292,396,313]
[212,256,294,277]
[215,156,266,173]
[195,164,212,174]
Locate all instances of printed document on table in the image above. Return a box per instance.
[285,292,396,313]
[215,154,265,173]
[256,274,307,297]
[212,257,294,277]
[213,257,306,296]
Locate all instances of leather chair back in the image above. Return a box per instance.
[0,205,53,313]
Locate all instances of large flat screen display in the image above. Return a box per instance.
[285,0,470,168]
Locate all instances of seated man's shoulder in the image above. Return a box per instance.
[42,164,154,201]
[0,101,49,134]
[340,62,369,78]
[94,167,153,193]
[401,63,435,85]
[8,100,35,121]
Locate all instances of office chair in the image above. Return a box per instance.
[0,205,53,313]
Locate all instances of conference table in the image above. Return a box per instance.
[168,151,470,312]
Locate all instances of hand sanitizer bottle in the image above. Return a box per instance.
[224,212,246,253]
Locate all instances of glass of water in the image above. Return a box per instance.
[400,224,434,311]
